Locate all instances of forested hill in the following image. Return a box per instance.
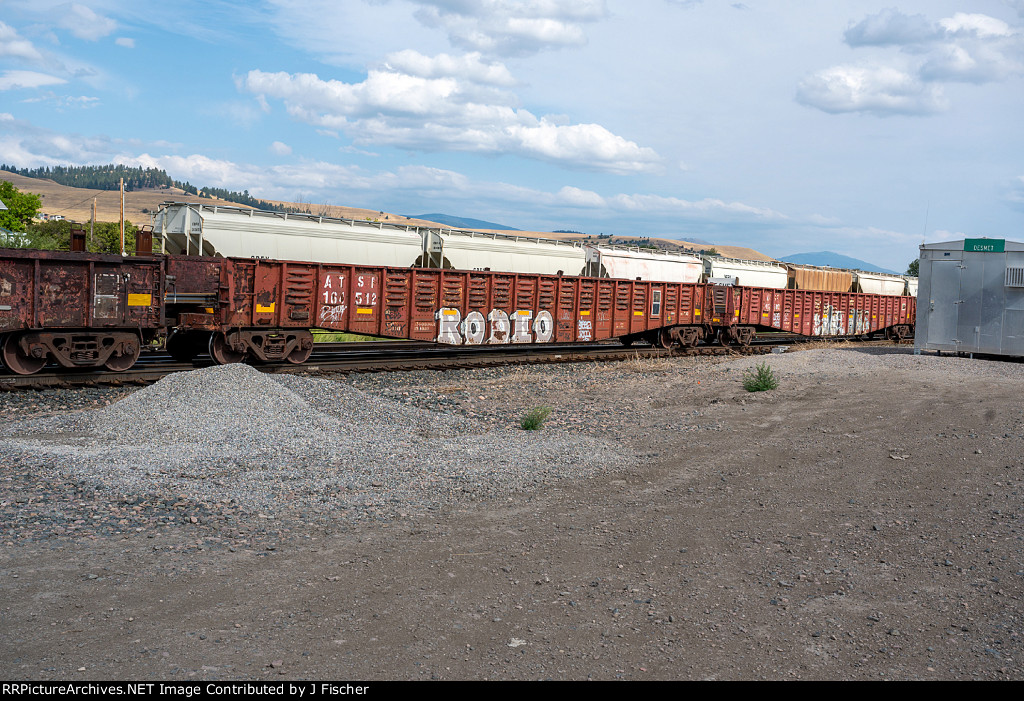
[0,163,287,212]
[1,164,174,191]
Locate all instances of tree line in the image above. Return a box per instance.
[1,164,174,192]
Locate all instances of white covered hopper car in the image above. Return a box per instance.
[584,245,703,283]
[423,228,586,275]
[152,203,425,268]
[152,202,707,281]
[153,203,587,275]
[703,257,789,288]
[852,270,909,296]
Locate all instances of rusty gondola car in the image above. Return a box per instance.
[0,246,916,375]
[0,248,164,374]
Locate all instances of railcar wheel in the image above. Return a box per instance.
[209,332,246,365]
[287,343,313,365]
[658,328,675,350]
[104,341,140,372]
[1,334,47,375]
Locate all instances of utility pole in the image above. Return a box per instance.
[90,198,96,249]
[119,178,125,256]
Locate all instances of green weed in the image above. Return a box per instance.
[520,406,553,430]
[742,362,779,392]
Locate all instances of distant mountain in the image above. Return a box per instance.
[412,213,519,231]
[671,236,713,246]
[782,251,901,275]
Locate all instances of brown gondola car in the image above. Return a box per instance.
[0,248,164,374]
[0,247,916,375]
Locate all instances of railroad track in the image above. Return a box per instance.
[0,333,913,391]
[0,338,782,391]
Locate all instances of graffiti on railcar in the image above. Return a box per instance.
[319,272,348,325]
[849,309,870,334]
[812,305,872,336]
[320,304,348,324]
[813,304,844,336]
[435,308,555,345]
[488,310,510,343]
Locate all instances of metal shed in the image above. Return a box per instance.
[915,238,1024,356]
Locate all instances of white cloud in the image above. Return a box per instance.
[507,120,660,174]
[242,66,660,173]
[384,50,516,87]
[0,21,44,62]
[812,9,1024,114]
[116,37,136,49]
[244,68,464,120]
[796,65,947,116]
[846,9,1015,47]
[920,42,1022,83]
[269,141,292,156]
[940,13,1014,39]
[604,193,785,219]
[557,185,605,208]
[0,119,124,166]
[57,3,118,41]
[21,93,100,109]
[132,153,263,189]
[410,0,608,56]
[844,8,941,47]
[0,70,67,91]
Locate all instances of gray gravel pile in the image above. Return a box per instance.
[0,364,635,521]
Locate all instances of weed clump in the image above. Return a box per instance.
[521,406,553,430]
[742,362,779,392]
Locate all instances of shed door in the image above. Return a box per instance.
[954,255,1007,353]
[926,261,961,349]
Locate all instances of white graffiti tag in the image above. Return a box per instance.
[436,308,555,345]
[319,304,348,324]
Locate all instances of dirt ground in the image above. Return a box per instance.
[1,346,1022,681]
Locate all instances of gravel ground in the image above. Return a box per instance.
[0,364,635,546]
[1,345,1022,680]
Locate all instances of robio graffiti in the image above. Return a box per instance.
[435,308,555,345]
[813,305,871,336]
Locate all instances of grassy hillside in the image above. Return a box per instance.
[0,171,239,225]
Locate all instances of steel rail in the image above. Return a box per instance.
[0,334,908,391]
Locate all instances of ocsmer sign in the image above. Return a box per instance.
[964,238,1005,253]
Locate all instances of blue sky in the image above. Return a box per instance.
[1,0,1022,272]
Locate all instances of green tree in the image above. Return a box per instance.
[16,219,73,250]
[91,220,139,254]
[0,180,42,232]
[906,259,919,276]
